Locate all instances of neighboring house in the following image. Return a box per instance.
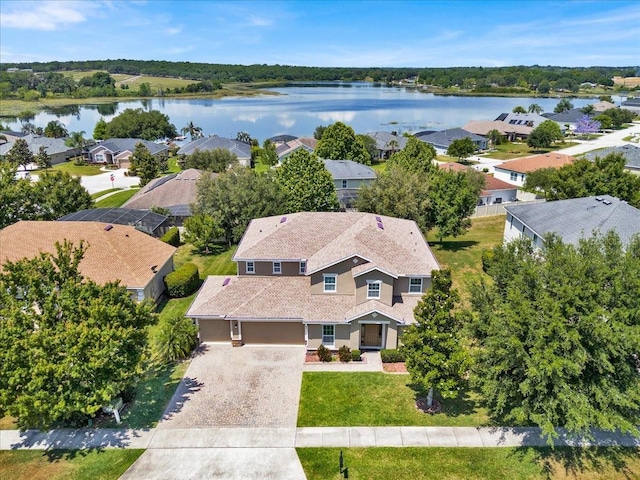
[87,138,168,169]
[122,168,208,225]
[542,108,586,131]
[437,163,519,205]
[268,134,298,144]
[322,159,377,209]
[493,153,575,187]
[0,221,176,302]
[494,112,548,130]
[177,135,252,167]
[504,195,640,249]
[591,101,617,112]
[583,144,640,175]
[366,131,408,159]
[187,212,440,350]
[621,97,640,115]
[276,137,318,162]
[0,133,80,166]
[462,120,532,142]
[415,128,487,152]
[58,208,172,238]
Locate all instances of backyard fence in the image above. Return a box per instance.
[472,198,546,218]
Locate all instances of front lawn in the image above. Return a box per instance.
[0,449,143,480]
[297,372,488,427]
[297,447,640,480]
[93,188,140,208]
[481,141,578,160]
[173,244,237,276]
[90,188,123,200]
[428,215,505,300]
[52,161,103,176]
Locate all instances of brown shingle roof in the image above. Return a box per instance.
[482,174,518,191]
[234,212,439,276]
[187,275,419,324]
[437,162,469,172]
[123,169,211,211]
[497,153,575,174]
[463,120,532,136]
[0,221,175,288]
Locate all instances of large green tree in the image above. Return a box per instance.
[193,167,286,245]
[0,241,155,429]
[35,145,52,170]
[182,148,237,172]
[93,117,109,140]
[446,137,476,161]
[43,120,68,138]
[129,142,160,186]
[524,153,640,208]
[315,122,371,165]
[527,120,563,150]
[386,136,436,173]
[105,108,177,140]
[32,171,94,220]
[4,138,34,170]
[554,98,574,113]
[402,269,470,408]
[275,149,339,212]
[183,213,224,254]
[259,139,279,167]
[470,233,640,442]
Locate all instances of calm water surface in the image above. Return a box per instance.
[7,83,600,140]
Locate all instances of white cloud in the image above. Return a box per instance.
[167,25,183,35]
[0,1,96,31]
[248,15,273,27]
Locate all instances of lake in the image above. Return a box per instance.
[5,83,603,141]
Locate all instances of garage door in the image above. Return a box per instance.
[241,322,305,345]
[199,319,230,343]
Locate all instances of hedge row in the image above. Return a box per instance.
[161,227,180,247]
[165,262,200,298]
[380,349,405,363]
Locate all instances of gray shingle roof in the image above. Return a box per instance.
[542,108,586,124]
[505,195,640,246]
[416,128,485,149]
[322,159,376,181]
[582,144,640,169]
[177,135,251,159]
[90,138,167,156]
[366,132,408,151]
[0,134,76,156]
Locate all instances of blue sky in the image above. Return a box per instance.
[1,0,638,67]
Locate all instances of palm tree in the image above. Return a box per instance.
[44,120,69,138]
[181,121,203,141]
[387,139,399,158]
[528,103,543,114]
[64,131,86,159]
[236,131,252,144]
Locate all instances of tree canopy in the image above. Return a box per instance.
[0,241,155,429]
[181,148,238,172]
[105,108,177,140]
[446,137,476,161]
[470,233,640,442]
[193,167,286,246]
[4,138,34,170]
[554,98,574,113]
[315,122,371,165]
[386,136,436,173]
[129,142,160,186]
[43,120,68,138]
[93,117,109,140]
[524,153,640,208]
[527,120,563,150]
[274,149,339,212]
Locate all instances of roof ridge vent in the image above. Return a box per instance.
[595,197,603,201]
[602,200,612,205]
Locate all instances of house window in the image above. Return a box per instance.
[409,277,423,293]
[520,174,525,182]
[322,325,335,346]
[246,261,255,274]
[273,261,282,274]
[342,179,348,189]
[323,274,337,292]
[95,153,104,162]
[300,261,306,274]
[522,224,526,233]
[367,280,381,299]
[510,172,518,181]
[533,234,538,244]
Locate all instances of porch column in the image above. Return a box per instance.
[381,323,388,349]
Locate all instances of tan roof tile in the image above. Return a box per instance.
[0,221,175,288]
[497,153,575,174]
[123,169,212,211]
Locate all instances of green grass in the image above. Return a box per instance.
[173,244,238,276]
[297,447,640,480]
[253,158,272,174]
[0,449,143,480]
[428,215,505,300]
[370,162,387,174]
[94,188,140,208]
[481,141,579,160]
[52,161,103,176]
[297,372,488,427]
[90,188,123,199]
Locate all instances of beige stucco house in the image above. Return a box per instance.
[187,212,440,350]
[0,221,176,302]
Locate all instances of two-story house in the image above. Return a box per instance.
[186,212,440,350]
[322,159,377,210]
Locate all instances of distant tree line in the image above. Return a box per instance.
[1,60,637,96]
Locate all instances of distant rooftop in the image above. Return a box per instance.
[322,159,376,180]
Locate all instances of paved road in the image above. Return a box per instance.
[80,168,140,195]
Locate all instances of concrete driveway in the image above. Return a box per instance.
[158,344,306,429]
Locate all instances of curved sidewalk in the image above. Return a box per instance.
[2,426,638,450]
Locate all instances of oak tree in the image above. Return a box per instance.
[315,122,371,165]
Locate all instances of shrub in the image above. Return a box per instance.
[154,315,199,363]
[338,345,351,363]
[161,226,180,247]
[73,157,88,166]
[164,262,200,298]
[481,249,495,273]
[317,344,332,362]
[351,349,362,361]
[380,349,405,363]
